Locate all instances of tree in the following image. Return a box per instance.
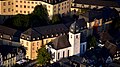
[3,14,29,31]
[37,46,51,66]
[51,15,60,24]
[31,5,50,24]
[87,35,97,49]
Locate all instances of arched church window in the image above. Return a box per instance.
[76,35,78,38]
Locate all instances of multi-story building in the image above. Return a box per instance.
[0,0,71,18]
[20,24,68,60]
[0,45,25,67]
[71,0,120,15]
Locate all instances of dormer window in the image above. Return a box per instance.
[33,38,35,40]
[42,36,44,39]
[47,35,48,38]
[76,29,79,32]
[27,37,29,40]
[51,35,53,37]
[22,35,24,38]
[60,33,62,36]
[0,35,2,38]
[10,37,12,40]
[37,37,39,40]
[56,34,58,36]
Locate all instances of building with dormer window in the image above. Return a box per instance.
[46,20,87,63]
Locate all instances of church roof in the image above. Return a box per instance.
[47,35,71,50]
[69,19,87,34]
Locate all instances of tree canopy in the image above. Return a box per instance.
[50,15,61,24]
[87,35,97,49]
[3,5,50,31]
[37,46,51,66]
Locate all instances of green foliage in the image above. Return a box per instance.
[37,46,51,66]
[87,35,97,49]
[3,5,50,30]
[31,5,50,24]
[51,15,60,24]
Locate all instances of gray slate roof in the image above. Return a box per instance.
[74,0,120,8]
[48,35,71,50]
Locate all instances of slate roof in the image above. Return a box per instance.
[99,31,113,43]
[0,25,22,41]
[28,0,67,5]
[21,28,42,40]
[47,35,71,50]
[69,18,87,34]
[73,0,120,8]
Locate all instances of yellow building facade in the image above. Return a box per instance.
[20,24,68,60]
[0,0,71,18]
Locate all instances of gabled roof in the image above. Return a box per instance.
[34,24,68,36]
[0,25,17,36]
[99,31,113,43]
[22,28,41,40]
[73,0,120,8]
[47,35,71,50]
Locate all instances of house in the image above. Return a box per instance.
[46,19,87,63]
[71,0,120,13]
[0,45,25,67]
[84,46,113,66]
[0,0,71,19]
[0,25,22,46]
[20,24,68,60]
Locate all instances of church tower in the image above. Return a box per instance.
[69,21,81,56]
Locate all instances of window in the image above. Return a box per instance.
[63,51,65,58]
[28,11,30,13]
[46,40,48,44]
[52,52,55,59]
[28,6,30,8]
[32,6,34,8]
[8,2,10,5]
[26,42,28,46]
[71,35,72,38]
[58,53,60,59]
[24,1,26,3]
[20,5,22,8]
[33,43,34,46]
[64,6,66,9]
[37,42,39,46]
[3,9,6,12]
[48,6,50,8]
[24,11,26,13]
[32,2,34,4]
[20,10,22,13]
[37,47,38,49]
[76,35,78,38]
[54,10,56,12]
[68,50,69,57]
[16,5,18,7]
[24,5,26,8]
[3,2,6,6]
[8,8,10,12]
[20,1,22,3]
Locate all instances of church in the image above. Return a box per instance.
[46,19,87,63]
